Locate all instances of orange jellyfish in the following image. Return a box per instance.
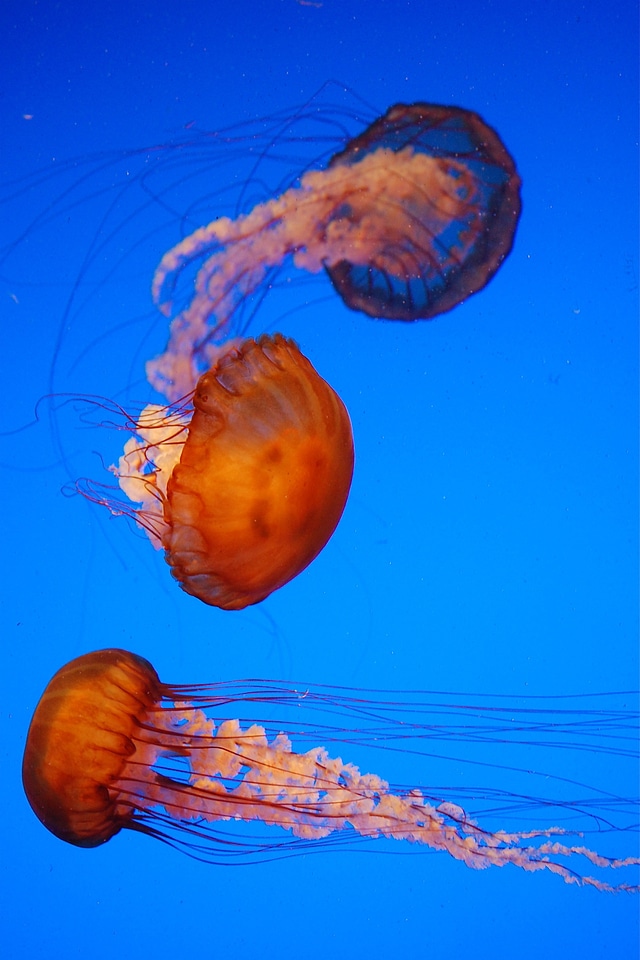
[148,102,521,401]
[23,649,639,892]
[94,332,354,609]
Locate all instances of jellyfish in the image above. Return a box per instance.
[22,649,639,892]
[148,102,521,401]
[92,332,354,609]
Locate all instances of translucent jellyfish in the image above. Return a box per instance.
[148,102,521,401]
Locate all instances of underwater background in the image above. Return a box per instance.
[1,1,638,957]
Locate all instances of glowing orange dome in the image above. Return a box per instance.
[111,333,354,609]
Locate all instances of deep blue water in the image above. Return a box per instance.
[1,1,638,957]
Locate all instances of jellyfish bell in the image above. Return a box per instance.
[23,648,639,892]
[22,649,160,847]
[95,332,354,610]
[324,102,522,322]
[149,101,521,401]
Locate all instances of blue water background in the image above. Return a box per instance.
[1,1,638,957]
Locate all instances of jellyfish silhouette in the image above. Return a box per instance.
[148,102,521,402]
[94,333,354,609]
[23,649,639,891]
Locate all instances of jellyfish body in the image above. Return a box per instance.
[111,333,354,609]
[23,649,639,892]
[148,102,521,401]
[22,649,160,846]
[324,102,522,322]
